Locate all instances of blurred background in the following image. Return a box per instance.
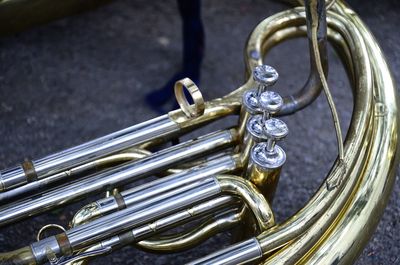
[0,0,398,264]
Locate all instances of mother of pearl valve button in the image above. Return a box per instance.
[242,65,280,114]
[251,142,286,169]
[242,90,261,114]
[263,118,289,152]
[253,65,279,94]
[247,115,268,141]
[259,91,283,121]
[250,117,288,169]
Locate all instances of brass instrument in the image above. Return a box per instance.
[0,0,398,264]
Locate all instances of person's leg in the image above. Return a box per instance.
[180,0,204,82]
[146,0,204,112]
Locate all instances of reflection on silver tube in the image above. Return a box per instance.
[0,115,179,191]
[187,237,262,265]
[0,130,234,226]
[92,196,237,251]
[66,177,221,250]
[0,166,25,192]
[94,155,237,216]
[31,178,222,263]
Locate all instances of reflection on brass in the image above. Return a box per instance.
[174,78,205,118]
[247,164,281,204]
[0,0,398,264]
[137,210,242,253]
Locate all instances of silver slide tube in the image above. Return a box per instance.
[67,178,220,248]
[74,196,239,260]
[31,177,222,264]
[29,174,273,264]
[90,155,238,218]
[0,130,235,226]
[0,115,179,192]
[187,237,262,265]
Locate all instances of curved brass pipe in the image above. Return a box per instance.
[136,172,277,254]
[69,150,154,227]
[74,149,152,172]
[186,1,397,264]
[262,2,399,264]
[66,210,242,265]
[254,2,398,264]
[65,174,273,263]
[61,174,273,264]
[137,210,242,253]
[216,175,275,232]
[67,205,243,265]
[255,4,372,257]
[0,246,36,265]
[168,2,330,133]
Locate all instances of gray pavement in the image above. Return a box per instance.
[0,0,398,264]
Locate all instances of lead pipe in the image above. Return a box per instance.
[187,237,262,265]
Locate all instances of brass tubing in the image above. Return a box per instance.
[188,4,386,263]
[188,5,372,263]
[0,246,37,265]
[64,174,274,262]
[246,163,281,204]
[239,129,257,169]
[137,210,242,253]
[66,197,240,265]
[72,174,273,251]
[273,2,399,264]
[21,175,271,265]
[237,9,325,135]
[169,1,328,132]
[64,174,273,262]
[28,178,221,264]
[216,175,275,232]
[259,3,398,264]
[0,1,397,264]
[256,5,373,256]
[244,5,327,116]
[0,115,180,193]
